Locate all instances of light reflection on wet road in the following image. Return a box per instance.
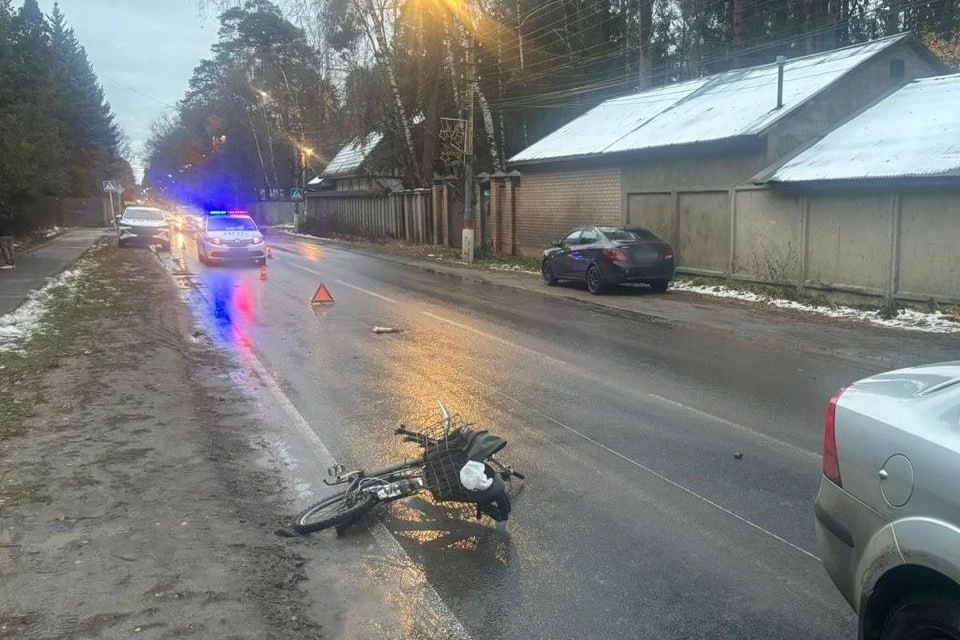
[163,231,868,639]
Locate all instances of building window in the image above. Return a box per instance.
[890,59,905,80]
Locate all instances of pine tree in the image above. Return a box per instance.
[0,0,64,209]
[50,2,122,196]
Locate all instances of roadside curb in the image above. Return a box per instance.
[276,231,943,371]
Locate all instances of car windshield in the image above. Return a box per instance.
[602,228,660,242]
[207,216,257,231]
[124,208,164,221]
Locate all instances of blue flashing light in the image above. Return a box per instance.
[208,210,228,216]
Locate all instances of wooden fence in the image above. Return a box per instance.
[304,189,434,243]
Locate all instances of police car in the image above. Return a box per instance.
[196,210,267,266]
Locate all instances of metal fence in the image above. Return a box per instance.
[305,189,434,243]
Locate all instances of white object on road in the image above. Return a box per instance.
[459,460,492,491]
[372,326,400,334]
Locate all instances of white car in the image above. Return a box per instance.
[117,206,170,250]
[196,211,266,266]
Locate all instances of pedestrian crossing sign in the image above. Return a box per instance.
[290,188,305,202]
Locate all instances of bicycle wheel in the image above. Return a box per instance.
[292,490,379,535]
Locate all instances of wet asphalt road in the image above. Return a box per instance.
[166,230,877,639]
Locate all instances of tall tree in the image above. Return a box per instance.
[49,3,123,197]
[0,0,64,208]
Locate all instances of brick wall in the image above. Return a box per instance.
[516,167,622,255]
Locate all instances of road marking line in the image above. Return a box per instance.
[465,373,820,562]
[332,278,399,304]
[286,261,400,304]
[238,349,471,640]
[646,393,820,462]
[420,311,571,368]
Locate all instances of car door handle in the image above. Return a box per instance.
[878,469,889,479]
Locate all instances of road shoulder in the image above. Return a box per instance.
[0,246,386,639]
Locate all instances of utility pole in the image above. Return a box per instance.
[295,146,305,232]
[462,38,477,263]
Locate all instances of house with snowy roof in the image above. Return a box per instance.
[504,33,945,275]
[311,131,406,193]
[749,73,960,303]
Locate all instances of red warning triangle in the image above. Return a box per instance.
[311,283,335,305]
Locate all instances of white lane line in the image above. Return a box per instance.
[464,373,820,562]
[646,393,820,462]
[238,346,470,639]
[420,311,570,368]
[333,278,399,304]
[286,261,400,304]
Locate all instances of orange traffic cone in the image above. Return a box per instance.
[267,246,273,259]
[260,264,268,281]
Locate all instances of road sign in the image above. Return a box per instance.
[311,283,334,306]
[102,180,123,194]
[290,187,305,202]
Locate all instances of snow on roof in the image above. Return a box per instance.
[508,78,709,164]
[509,34,910,165]
[322,131,384,177]
[761,74,960,182]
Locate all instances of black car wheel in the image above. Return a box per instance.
[586,265,605,295]
[881,593,960,640]
[542,259,557,286]
[650,279,669,293]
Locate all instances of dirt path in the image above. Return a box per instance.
[0,248,333,639]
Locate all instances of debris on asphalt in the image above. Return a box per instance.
[734,452,744,459]
[372,326,401,334]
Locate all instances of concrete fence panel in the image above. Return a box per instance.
[677,191,730,274]
[898,193,960,300]
[806,194,892,294]
[732,188,802,284]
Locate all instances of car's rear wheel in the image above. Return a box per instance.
[881,593,960,639]
[586,265,605,295]
[650,279,669,293]
[542,259,557,286]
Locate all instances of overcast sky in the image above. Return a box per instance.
[34,1,221,180]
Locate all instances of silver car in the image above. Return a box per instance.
[117,206,170,250]
[815,361,960,640]
[196,211,266,266]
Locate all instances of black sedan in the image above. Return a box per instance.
[542,226,675,294]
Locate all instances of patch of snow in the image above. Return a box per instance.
[40,226,62,240]
[672,280,960,334]
[488,263,540,276]
[278,230,336,242]
[0,265,88,352]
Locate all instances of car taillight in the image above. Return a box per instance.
[664,249,674,260]
[823,386,848,486]
[602,248,627,261]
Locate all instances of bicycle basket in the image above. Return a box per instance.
[418,415,473,502]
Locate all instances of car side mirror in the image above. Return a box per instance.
[551,240,562,248]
